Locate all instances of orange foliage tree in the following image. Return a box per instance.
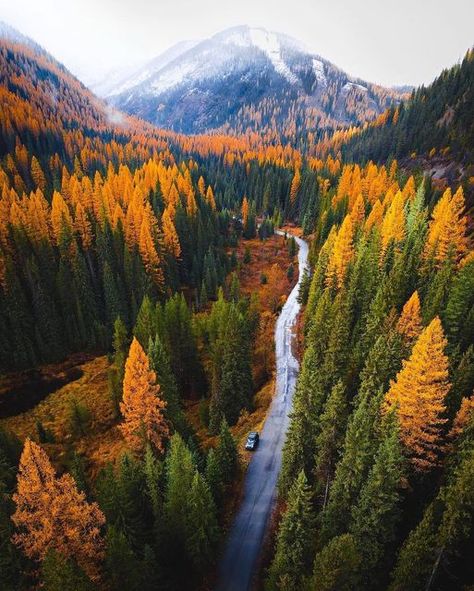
[384,316,450,471]
[396,291,423,346]
[423,187,468,267]
[120,337,170,454]
[12,439,105,580]
[325,214,354,289]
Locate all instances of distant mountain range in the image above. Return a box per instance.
[100,25,407,142]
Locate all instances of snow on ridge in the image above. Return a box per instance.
[312,58,327,86]
[248,28,298,84]
[342,81,368,93]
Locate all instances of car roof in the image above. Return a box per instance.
[248,432,258,437]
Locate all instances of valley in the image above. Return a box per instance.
[0,11,473,591]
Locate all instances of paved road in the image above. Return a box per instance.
[215,233,309,591]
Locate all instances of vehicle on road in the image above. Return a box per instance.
[245,432,259,451]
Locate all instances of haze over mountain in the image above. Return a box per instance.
[103,25,406,140]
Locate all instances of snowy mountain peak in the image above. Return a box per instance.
[102,25,404,136]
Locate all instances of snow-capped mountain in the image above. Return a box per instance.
[102,25,405,137]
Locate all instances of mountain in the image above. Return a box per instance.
[104,25,405,144]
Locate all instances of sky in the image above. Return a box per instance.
[0,0,473,88]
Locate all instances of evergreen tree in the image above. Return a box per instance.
[314,381,348,507]
[185,470,219,571]
[350,411,405,588]
[310,534,360,591]
[41,550,95,591]
[266,471,316,591]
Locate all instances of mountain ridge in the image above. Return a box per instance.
[104,25,406,142]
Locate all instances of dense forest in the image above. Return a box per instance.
[0,24,473,591]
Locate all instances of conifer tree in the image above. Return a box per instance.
[133,295,156,348]
[12,439,105,580]
[314,381,348,506]
[185,470,219,571]
[41,549,95,591]
[266,471,315,591]
[396,291,423,347]
[215,419,239,484]
[310,534,360,591]
[325,215,354,289]
[148,334,186,434]
[164,434,195,548]
[384,316,450,471]
[350,411,405,588]
[120,338,169,455]
[423,187,468,267]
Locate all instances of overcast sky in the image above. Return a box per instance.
[0,0,472,87]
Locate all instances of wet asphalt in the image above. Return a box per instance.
[215,234,309,591]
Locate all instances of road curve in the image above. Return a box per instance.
[215,233,309,591]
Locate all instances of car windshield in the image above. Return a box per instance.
[248,433,257,440]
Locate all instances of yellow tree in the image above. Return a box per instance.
[423,187,468,267]
[384,316,450,471]
[120,337,169,454]
[30,156,46,192]
[380,190,405,258]
[290,168,301,204]
[241,196,249,227]
[396,291,423,346]
[162,206,181,258]
[350,193,366,226]
[12,439,105,580]
[139,218,164,286]
[205,185,216,210]
[325,214,354,289]
[365,199,384,232]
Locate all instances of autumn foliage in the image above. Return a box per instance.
[12,439,105,579]
[120,337,169,454]
[384,317,450,471]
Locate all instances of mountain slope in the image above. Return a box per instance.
[340,47,474,164]
[105,25,405,144]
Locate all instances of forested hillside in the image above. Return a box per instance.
[0,20,473,591]
[267,163,474,590]
[331,48,474,167]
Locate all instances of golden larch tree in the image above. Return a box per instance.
[12,439,105,580]
[30,156,46,192]
[241,196,249,226]
[380,190,405,258]
[384,316,450,471]
[120,337,170,454]
[162,206,181,258]
[289,168,301,204]
[205,185,216,210]
[325,214,354,289]
[423,187,468,267]
[397,291,423,346]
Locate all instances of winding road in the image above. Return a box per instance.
[216,233,309,591]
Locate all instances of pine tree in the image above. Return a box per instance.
[350,411,405,588]
[266,471,315,591]
[120,338,169,455]
[384,316,450,471]
[133,295,156,348]
[108,317,129,417]
[148,334,186,434]
[104,525,141,591]
[41,549,95,591]
[215,419,239,484]
[12,439,105,580]
[310,534,360,591]
[185,470,219,571]
[320,387,384,544]
[164,434,196,548]
[314,381,348,507]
